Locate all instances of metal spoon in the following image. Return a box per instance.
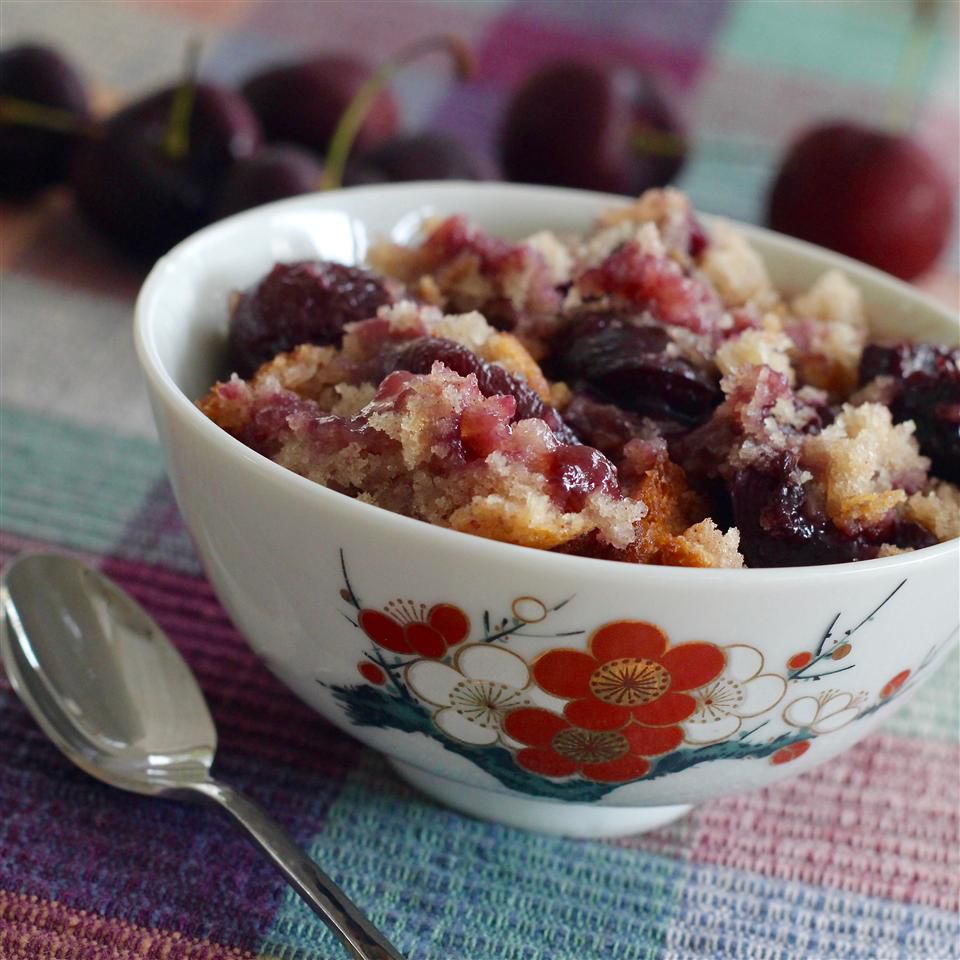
[0,553,404,960]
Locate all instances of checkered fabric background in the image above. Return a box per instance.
[1,2,958,958]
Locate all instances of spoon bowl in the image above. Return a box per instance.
[0,552,405,960]
[1,553,215,793]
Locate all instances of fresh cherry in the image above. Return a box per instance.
[242,55,397,157]
[0,43,91,199]
[73,82,261,261]
[499,59,685,195]
[228,260,392,377]
[215,143,322,218]
[344,132,489,185]
[767,122,954,280]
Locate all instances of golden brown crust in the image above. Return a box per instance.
[803,403,929,535]
[197,377,251,435]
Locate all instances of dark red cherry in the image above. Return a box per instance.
[560,393,657,459]
[730,452,935,568]
[546,445,621,512]
[72,83,261,261]
[768,122,953,280]
[242,55,397,156]
[499,59,685,195]
[228,260,392,377]
[551,313,721,426]
[384,336,578,443]
[0,43,91,199]
[214,143,322,218]
[344,132,490,185]
[859,343,960,482]
[731,455,863,567]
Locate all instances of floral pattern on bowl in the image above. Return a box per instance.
[324,551,954,802]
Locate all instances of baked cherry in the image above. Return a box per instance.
[731,452,936,568]
[0,43,91,199]
[546,445,620,512]
[228,261,393,377]
[859,343,960,482]
[551,313,721,426]
[559,393,655,459]
[499,59,685,195]
[768,122,953,280]
[384,335,578,443]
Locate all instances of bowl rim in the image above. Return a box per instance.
[133,180,960,582]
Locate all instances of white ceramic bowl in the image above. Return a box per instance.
[135,183,959,837]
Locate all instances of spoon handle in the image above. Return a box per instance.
[189,779,405,960]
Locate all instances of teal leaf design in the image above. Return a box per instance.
[331,683,829,801]
[332,682,618,801]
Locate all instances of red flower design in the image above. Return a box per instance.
[358,662,386,685]
[532,621,725,731]
[770,740,811,765]
[503,707,683,783]
[880,669,911,699]
[359,600,469,657]
[787,651,813,670]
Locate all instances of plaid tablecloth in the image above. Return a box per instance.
[1,2,958,958]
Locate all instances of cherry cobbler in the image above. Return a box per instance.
[199,189,959,568]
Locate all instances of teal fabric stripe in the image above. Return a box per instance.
[679,146,777,227]
[0,406,165,554]
[717,0,947,93]
[261,753,686,960]
[0,406,201,574]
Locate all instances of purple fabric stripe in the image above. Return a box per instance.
[0,544,361,951]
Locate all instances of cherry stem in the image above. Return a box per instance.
[163,37,203,161]
[886,0,940,132]
[0,95,98,136]
[630,125,686,159]
[320,33,475,191]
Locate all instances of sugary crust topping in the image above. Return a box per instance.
[203,362,644,552]
[523,230,574,285]
[791,269,866,329]
[802,402,929,533]
[596,186,691,229]
[905,483,960,541]
[700,220,774,309]
[448,451,641,551]
[787,270,867,397]
[594,188,695,259]
[786,314,867,398]
[577,220,666,272]
[368,215,561,326]
[716,329,795,385]
[198,373,254,433]
[664,520,744,569]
